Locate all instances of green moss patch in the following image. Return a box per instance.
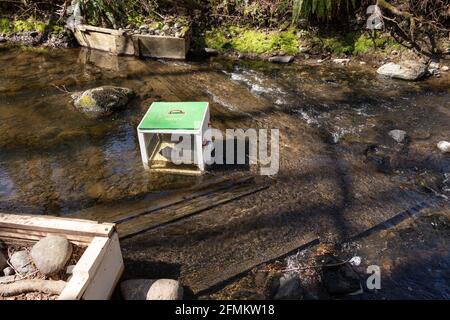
[0,17,64,35]
[312,31,402,55]
[205,26,300,55]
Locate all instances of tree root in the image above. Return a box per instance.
[0,279,67,297]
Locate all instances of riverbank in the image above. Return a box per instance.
[0,13,443,66]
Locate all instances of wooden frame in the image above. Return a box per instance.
[0,214,124,300]
[73,24,191,59]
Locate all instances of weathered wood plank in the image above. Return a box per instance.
[117,180,269,239]
[0,214,114,238]
[190,233,318,294]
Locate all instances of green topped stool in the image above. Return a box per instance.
[137,102,210,174]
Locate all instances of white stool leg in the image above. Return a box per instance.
[195,133,205,171]
[137,130,150,170]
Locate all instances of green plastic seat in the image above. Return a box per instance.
[138,102,209,131]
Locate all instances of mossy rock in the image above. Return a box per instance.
[71,86,134,118]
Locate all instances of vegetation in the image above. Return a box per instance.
[0,17,64,35]
[0,0,448,57]
[205,27,300,54]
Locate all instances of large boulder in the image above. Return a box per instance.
[10,250,36,275]
[30,235,72,275]
[377,60,427,80]
[71,86,134,118]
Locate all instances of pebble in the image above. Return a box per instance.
[10,250,36,275]
[442,66,449,72]
[437,141,450,153]
[30,235,72,275]
[3,267,14,276]
[333,58,350,65]
[268,55,294,64]
[298,45,310,53]
[389,129,407,143]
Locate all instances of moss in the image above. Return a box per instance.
[78,95,97,109]
[0,17,65,36]
[205,26,299,55]
[0,18,11,34]
[311,31,403,55]
[13,17,47,32]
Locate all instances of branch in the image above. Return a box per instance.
[0,279,67,297]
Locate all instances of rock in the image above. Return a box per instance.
[204,47,219,56]
[66,264,75,274]
[121,279,155,300]
[333,58,350,65]
[321,257,361,295]
[0,37,6,43]
[359,61,367,65]
[377,60,427,81]
[10,250,36,275]
[30,235,72,275]
[428,62,440,76]
[298,45,310,53]
[0,252,7,270]
[429,62,440,69]
[3,267,14,276]
[268,55,294,64]
[437,141,450,153]
[121,279,183,300]
[147,279,183,300]
[389,129,407,143]
[442,66,449,72]
[349,256,361,266]
[273,274,303,300]
[139,24,149,31]
[71,86,134,118]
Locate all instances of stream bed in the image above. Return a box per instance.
[0,45,449,299]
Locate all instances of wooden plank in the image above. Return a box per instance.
[0,227,93,244]
[0,214,114,238]
[71,175,240,223]
[81,233,124,300]
[78,24,124,36]
[58,236,110,300]
[117,181,269,239]
[189,233,318,294]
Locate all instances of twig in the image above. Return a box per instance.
[52,84,71,93]
[281,257,351,272]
